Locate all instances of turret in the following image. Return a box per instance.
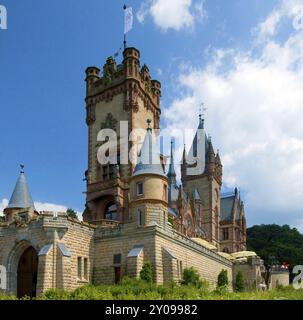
[85,66,100,96]
[129,120,168,228]
[123,47,140,79]
[4,165,38,223]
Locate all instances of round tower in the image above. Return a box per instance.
[129,120,168,228]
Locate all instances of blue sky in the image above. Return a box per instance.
[1,0,303,230]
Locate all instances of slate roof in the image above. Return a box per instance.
[133,125,166,178]
[220,195,235,221]
[7,172,35,210]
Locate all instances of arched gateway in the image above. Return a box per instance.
[17,246,38,298]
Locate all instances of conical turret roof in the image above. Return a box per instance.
[133,121,166,178]
[7,167,35,210]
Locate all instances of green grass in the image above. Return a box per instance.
[1,279,303,300]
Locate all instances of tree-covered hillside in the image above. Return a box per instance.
[247,224,303,267]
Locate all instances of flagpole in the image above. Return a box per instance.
[123,4,127,50]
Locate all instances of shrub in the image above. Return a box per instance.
[217,269,229,291]
[140,262,153,283]
[181,267,208,290]
[235,271,245,292]
[40,289,70,300]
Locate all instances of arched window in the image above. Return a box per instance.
[223,247,229,253]
[104,202,118,221]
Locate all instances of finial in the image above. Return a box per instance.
[199,103,207,129]
[146,119,152,132]
[20,164,25,174]
[123,4,127,10]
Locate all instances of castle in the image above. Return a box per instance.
[0,47,264,298]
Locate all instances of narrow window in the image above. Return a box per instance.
[223,228,229,240]
[84,258,88,280]
[137,182,143,196]
[113,254,122,265]
[137,209,143,227]
[77,257,82,279]
[164,185,167,201]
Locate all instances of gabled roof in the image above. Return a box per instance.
[133,122,166,178]
[7,171,35,210]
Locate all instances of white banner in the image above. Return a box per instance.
[124,7,133,34]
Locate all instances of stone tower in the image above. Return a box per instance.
[83,47,162,223]
[129,121,169,228]
[181,116,223,247]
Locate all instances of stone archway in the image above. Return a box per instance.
[17,247,38,298]
[6,240,39,297]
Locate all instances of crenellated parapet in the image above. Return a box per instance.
[85,47,161,128]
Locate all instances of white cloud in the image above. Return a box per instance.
[253,0,303,43]
[0,199,82,219]
[163,1,303,231]
[137,0,207,31]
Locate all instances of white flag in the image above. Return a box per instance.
[124,7,133,34]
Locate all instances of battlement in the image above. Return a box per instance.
[85,47,161,111]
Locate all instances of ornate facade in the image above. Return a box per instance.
[0,47,261,299]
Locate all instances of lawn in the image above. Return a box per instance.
[1,278,302,300]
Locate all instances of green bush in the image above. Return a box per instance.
[235,271,245,292]
[181,267,208,289]
[140,262,153,283]
[40,288,70,300]
[217,269,229,291]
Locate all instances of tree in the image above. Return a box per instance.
[66,208,78,220]
[217,269,228,290]
[247,224,303,268]
[235,271,245,292]
[140,262,153,283]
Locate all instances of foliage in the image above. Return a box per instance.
[181,267,208,289]
[66,208,78,220]
[235,271,245,292]
[217,269,229,292]
[140,262,153,283]
[2,283,303,300]
[247,224,303,268]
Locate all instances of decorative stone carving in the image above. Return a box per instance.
[101,113,118,131]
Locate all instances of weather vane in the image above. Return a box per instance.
[20,164,25,173]
[199,103,207,121]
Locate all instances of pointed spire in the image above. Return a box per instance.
[182,144,187,164]
[167,139,176,185]
[133,120,166,178]
[216,149,222,165]
[7,165,35,210]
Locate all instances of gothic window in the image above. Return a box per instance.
[104,202,118,221]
